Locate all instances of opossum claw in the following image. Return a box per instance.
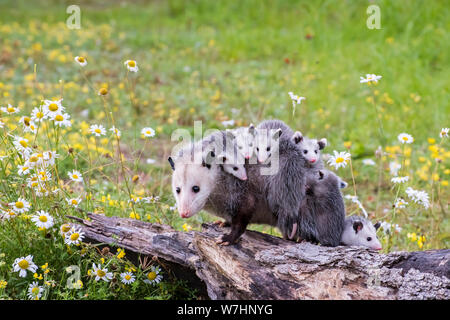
[213,220,230,228]
[288,223,298,240]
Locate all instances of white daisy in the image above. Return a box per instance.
[9,198,31,213]
[362,159,376,166]
[24,153,44,168]
[12,255,38,278]
[66,197,82,208]
[60,223,72,237]
[440,128,449,138]
[221,119,235,127]
[74,56,87,67]
[43,151,59,166]
[43,99,65,118]
[17,164,32,176]
[120,272,136,285]
[27,281,44,300]
[13,136,32,156]
[146,158,156,164]
[389,161,401,176]
[394,198,408,208]
[144,266,163,285]
[288,91,306,105]
[109,126,121,138]
[92,263,113,282]
[360,74,382,84]
[124,60,139,72]
[327,150,351,170]
[31,211,54,229]
[31,107,48,122]
[68,170,83,182]
[1,104,20,114]
[51,112,72,127]
[405,187,430,209]
[89,124,106,137]
[1,209,18,220]
[397,133,414,144]
[141,127,155,138]
[391,176,409,184]
[25,122,38,134]
[65,227,85,245]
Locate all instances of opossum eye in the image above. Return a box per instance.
[233,167,238,171]
[266,147,270,151]
[314,150,318,154]
[367,237,372,241]
[303,150,308,154]
[176,187,181,194]
[256,147,259,151]
[192,186,200,193]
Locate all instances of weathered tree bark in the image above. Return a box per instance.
[68,213,449,300]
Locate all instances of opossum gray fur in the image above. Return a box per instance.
[341,216,382,250]
[250,119,307,240]
[297,169,346,246]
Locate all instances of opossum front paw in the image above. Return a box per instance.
[216,234,236,246]
[213,220,230,228]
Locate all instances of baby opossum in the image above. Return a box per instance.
[255,119,294,164]
[217,152,247,180]
[341,216,382,250]
[296,169,346,246]
[228,124,256,160]
[291,131,327,168]
[248,119,307,240]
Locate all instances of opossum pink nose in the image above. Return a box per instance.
[180,211,190,218]
[375,246,382,250]
[245,155,250,159]
[310,159,316,163]
[241,176,248,180]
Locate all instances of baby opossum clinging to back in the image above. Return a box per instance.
[341,216,382,250]
[297,169,346,246]
[291,131,327,168]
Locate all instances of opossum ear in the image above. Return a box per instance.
[353,221,364,233]
[291,131,303,144]
[168,157,175,171]
[318,138,327,150]
[373,222,381,230]
[202,160,211,169]
[340,180,348,189]
[248,124,256,135]
[272,128,282,140]
[203,150,215,169]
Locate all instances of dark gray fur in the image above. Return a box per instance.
[297,169,345,246]
[252,120,308,239]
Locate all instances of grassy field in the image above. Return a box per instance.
[0,0,448,299]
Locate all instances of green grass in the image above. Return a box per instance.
[0,0,448,300]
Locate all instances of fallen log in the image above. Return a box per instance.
[68,213,449,300]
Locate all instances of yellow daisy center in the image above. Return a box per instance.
[54,114,63,121]
[70,233,79,241]
[99,88,108,95]
[19,140,28,148]
[71,199,78,205]
[127,61,136,67]
[77,57,85,63]
[39,215,48,222]
[95,128,101,134]
[36,112,44,118]
[72,174,79,179]
[97,269,106,277]
[402,136,408,141]
[48,103,59,112]
[61,225,71,233]
[125,274,131,280]
[15,201,24,209]
[23,117,31,126]
[335,157,344,163]
[147,271,157,281]
[29,156,38,162]
[31,287,39,295]
[18,259,29,269]
[7,107,15,113]
[8,211,15,216]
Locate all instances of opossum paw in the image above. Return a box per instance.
[213,220,230,228]
[216,234,236,246]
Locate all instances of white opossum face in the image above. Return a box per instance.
[343,219,382,250]
[169,154,219,219]
[292,131,327,165]
[231,125,256,160]
[255,128,282,164]
[218,153,247,180]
